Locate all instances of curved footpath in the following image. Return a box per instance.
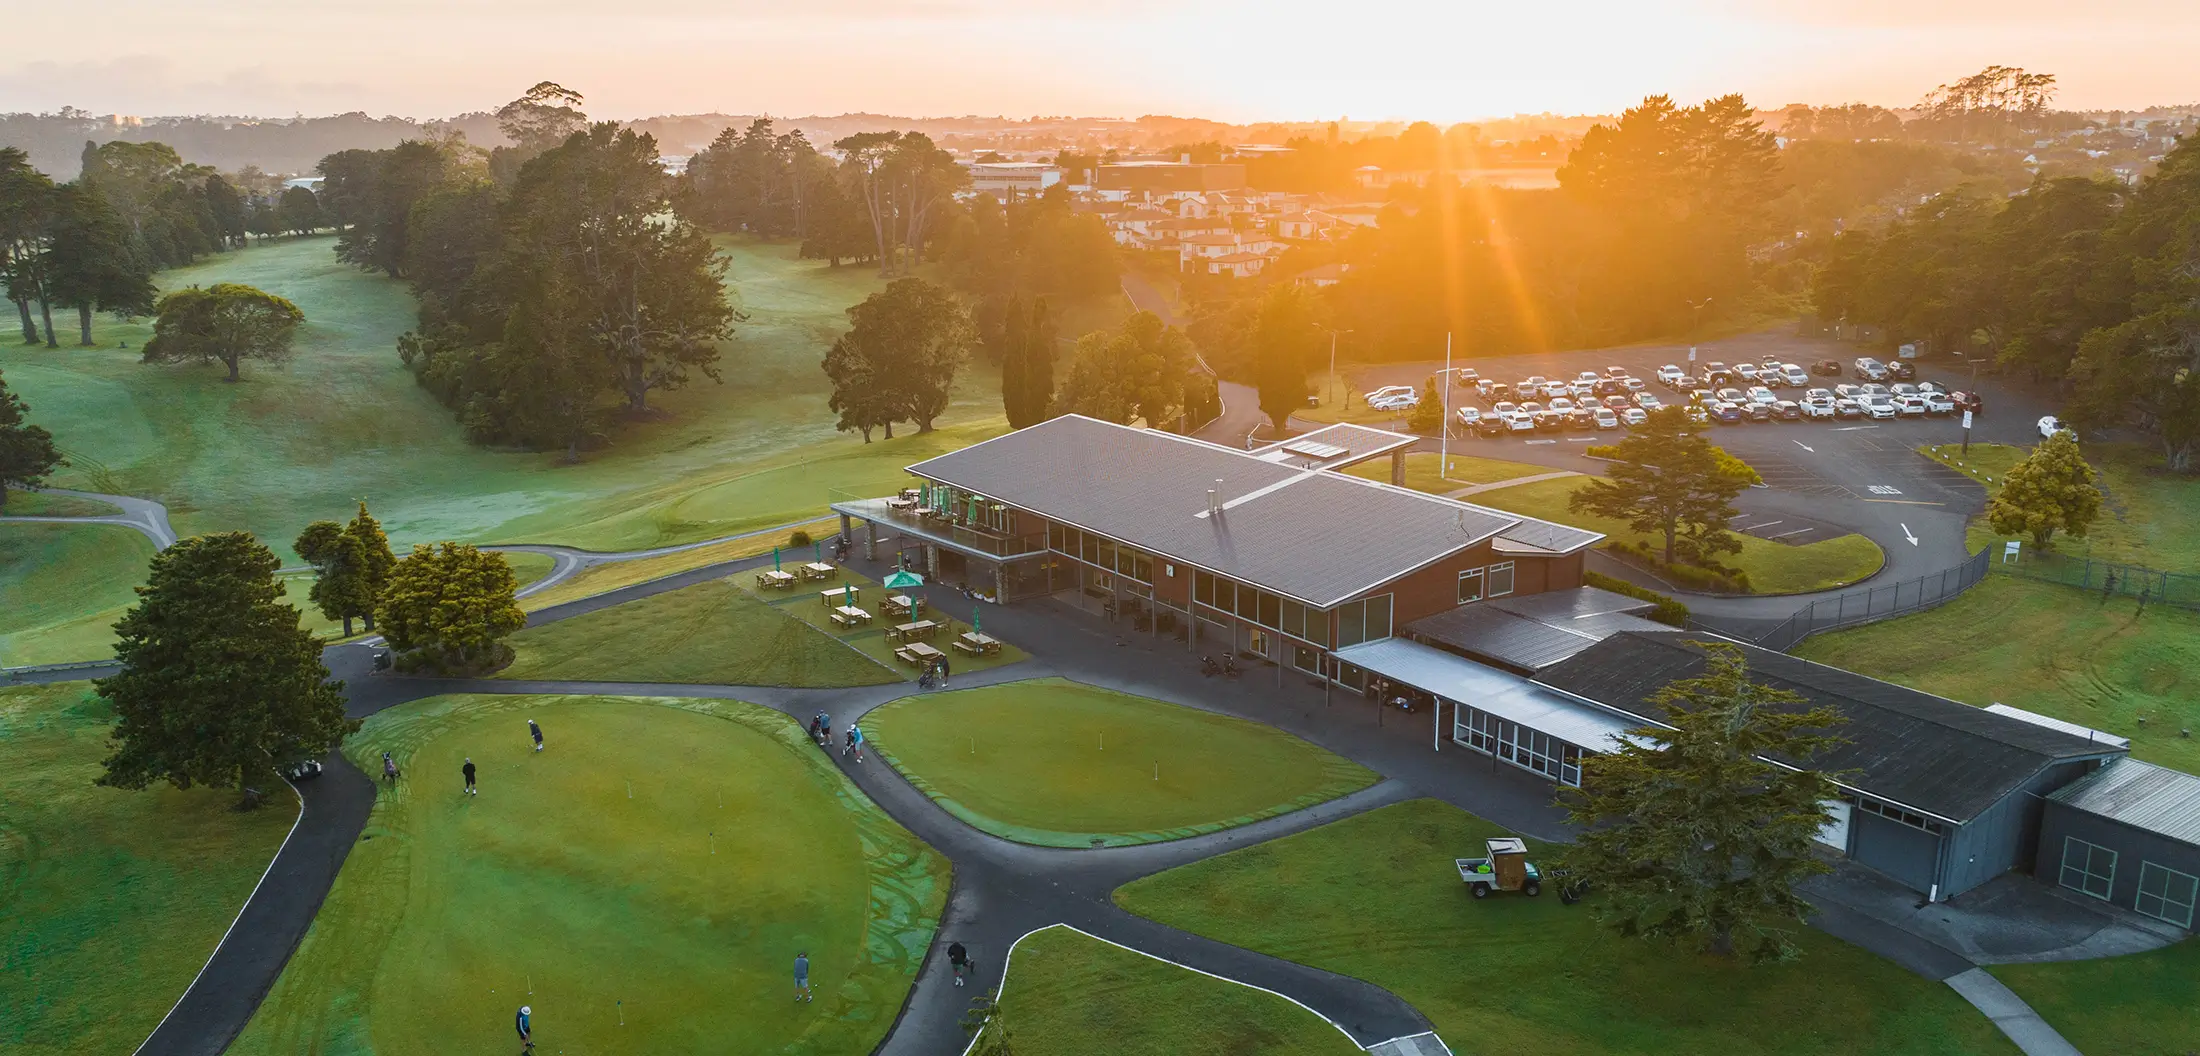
[0,487,178,549]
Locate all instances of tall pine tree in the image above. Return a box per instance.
[998,296,1058,429]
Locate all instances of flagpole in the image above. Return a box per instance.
[1440,331,1452,480]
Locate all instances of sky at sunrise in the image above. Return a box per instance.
[11,0,2196,119]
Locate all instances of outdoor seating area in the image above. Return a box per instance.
[895,641,945,667]
[882,594,918,618]
[887,619,939,643]
[754,569,797,590]
[830,605,872,628]
[821,586,858,606]
[955,631,1003,656]
[798,561,838,582]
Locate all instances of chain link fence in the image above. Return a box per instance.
[1690,547,1992,652]
[1994,549,2200,610]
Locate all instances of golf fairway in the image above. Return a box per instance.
[229,694,946,1056]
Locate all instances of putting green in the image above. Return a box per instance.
[0,682,298,1056]
[862,678,1379,847]
[993,925,1360,1055]
[230,694,948,1056]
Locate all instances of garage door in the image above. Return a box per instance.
[1851,810,1941,893]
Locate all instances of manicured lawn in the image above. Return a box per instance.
[230,694,947,1056]
[862,678,1378,847]
[1297,369,1426,428]
[0,522,154,666]
[993,925,1360,1056]
[1472,475,1886,593]
[0,489,120,516]
[1343,451,1561,493]
[1115,798,2011,1056]
[1989,940,2200,1055]
[0,236,1010,559]
[739,569,1031,679]
[1795,576,2200,774]
[1925,440,2200,569]
[500,577,901,687]
[519,516,840,611]
[0,682,298,1056]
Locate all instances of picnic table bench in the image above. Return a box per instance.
[755,569,796,590]
[830,606,872,628]
[895,641,944,666]
[799,561,837,581]
[887,619,939,643]
[954,632,1002,656]
[881,594,916,617]
[821,586,858,606]
[886,496,917,512]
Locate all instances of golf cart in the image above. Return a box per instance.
[1456,837,1543,899]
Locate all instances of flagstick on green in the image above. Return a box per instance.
[618,999,624,1026]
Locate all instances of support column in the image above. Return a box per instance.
[838,512,852,547]
[1323,657,1332,706]
[926,544,939,578]
[1433,697,1442,752]
[863,520,879,561]
[1391,449,1406,486]
[994,561,1005,601]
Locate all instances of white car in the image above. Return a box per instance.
[1456,406,1483,428]
[1634,393,1663,411]
[1542,381,1570,399]
[1733,364,1761,383]
[2039,414,2064,437]
[1505,412,1536,433]
[1923,392,1955,415]
[1863,395,1897,419]
[1894,395,1928,417]
[1620,407,1648,427]
[1364,385,1415,405]
[1781,364,1809,387]
[1548,397,1577,414]
[1656,364,1685,386]
[1576,370,1602,384]
[1802,395,1837,418]
[1369,393,1419,411]
[1593,407,1621,430]
[1747,386,1778,405]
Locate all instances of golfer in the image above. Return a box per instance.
[938,655,951,688]
[845,724,865,762]
[947,941,970,986]
[515,1004,532,1051]
[794,951,812,1003]
[462,757,477,796]
[528,719,544,752]
[381,751,398,786]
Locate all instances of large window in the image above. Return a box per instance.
[1487,561,1516,597]
[1453,704,1584,787]
[1336,594,1393,647]
[1457,568,1485,604]
[2136,862,2198,928]
[2060,837,2118,901]
[1191,571,1329,646]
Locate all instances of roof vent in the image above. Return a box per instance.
[1209,479,1224,515]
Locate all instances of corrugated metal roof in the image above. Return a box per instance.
[2049,759,2200,845]
[905,415,1525,607]
[1489,586,1657,621]
[1984,704,2130,750]
[1535,632,2124,823]
[1406,587,1670,673]
[1333,637,1646,751]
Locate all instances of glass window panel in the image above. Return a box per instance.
[1049,524,1066,550]
[1337,601,1364,647]
[1215,580,1235,614]
[1367,594,1392,640]
[1236,585,1258,619]
[1258,592,1280,629]
[1195,571,1215,606]
[1458,568,1484,604]
[2136,863,2197,928]
[1098,540,1116,567]
[1281,600,1302,639]
[1488,562,1516,597]
[1081,534,1099,564]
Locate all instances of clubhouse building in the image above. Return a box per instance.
[833,416,2196,916]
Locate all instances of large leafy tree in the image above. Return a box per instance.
[1986,430,2103,549]
[997,295,1056,429]
[1569,406,1759,565]
[0,368,64,509]
[293,502,396,635]
[1250,282,1327,433]
[95,532,355,799]
[823,331,898,442]
[79,140,221,270]
[827,277,973,434]
[1562,642,1846,963]
[276,186,325,235]
[377,542,526,673]
[334,140,455,279]
[43,182,157,346]
[488,81,589,186]
[0,149,59,346]
[1054,311,1203,430]
[142,282,305,382]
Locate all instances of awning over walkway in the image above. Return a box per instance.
[1333,637,1646,752]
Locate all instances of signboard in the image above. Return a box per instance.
[1962,409,1974,430]
[1687,345,1698,363]
[2003,540,2022,563]
[1897,343,1919,359]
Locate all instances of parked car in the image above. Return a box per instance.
[1634,393,1663,411]
[1854,357,1889,381]
[1476,415,1510,437]
[1747,386,1778,405]
[1780,364,1809,387]
[1709,401,1743,424]
[1772,400,1803,421]
[1861,382,1891,398]
[1834,397,1864,419]
[1703,362,1734,385]
[1715,387,1747,404]
[1656,364,1687,386]
[2039,414,2064,437]
[1493,400,1520,416]
[1535,412,1568,433]
[1566,408,1597,429]
[1485,381,1513,402]
[1922,392,1955,415]
[1592,378,1625,397]
[1454,367,1481,386]
[1834,383,1864,399]
[1593,407,1621,430]
[1548,396,1577,414]
[1672,373,1702,390]
[1621,376,1646,392]
[1888,360,1917,380]
[1742,401,1774,423]
[1687,388,1715,406]
[1733,363,1761,383]
[1684,404,1710,424]
[1811,358,1843,376]
[1542,381,1570,398]
[1456,406,1484,430]
[1620,407,1649,427]
[1602,394,1632,410]
[1916,381,1950,396]
[1862,395,1897,419]
[1952,390,1985,414]
[1518,400,1545,415]
[1802,394,1837,419]
[1890,382,1920,398]
[1504,412,1536,434]
[1365,385,1417,409]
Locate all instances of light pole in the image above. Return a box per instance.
[1686,296,1714,336]
[1322,328,1353,411]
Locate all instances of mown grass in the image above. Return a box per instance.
[863,678,1377,847]
[0,522,154,666]
[996,925,1360,1056]
[738,568,1030,679]
[1795,575,2200,774]
[1924,440,2200,569]
[1115,798,2012,1056]
[1342,451,1563,494]
[230,693,948,1056]
[1472,475,1885,594]
[0,682,298,1056]
[500,577,900,688]
[0,236,1011,559]
[1989,939,2200,1056]
[518,516,841,612]
[0,489,120,516]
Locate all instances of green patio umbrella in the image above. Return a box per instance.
[883,568,924,617]
[772,546,781,571]
[813,540,823,562]
[972,608,981,635]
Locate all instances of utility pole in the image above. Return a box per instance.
[1323,328,1353,411]
[1440,331,1453,479]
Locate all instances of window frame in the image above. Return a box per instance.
[1487,561,1516,598]
[2059,837,2118,901]
[2136,861,2198,928]
[1457,567,1485,605]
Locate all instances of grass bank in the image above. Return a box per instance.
[1115,798,2010,1056]
[0,682,297,1056]
[1924,440,2200,569]
[0,522,155,665]
[863,678,1377,847]
[501,577,901,688]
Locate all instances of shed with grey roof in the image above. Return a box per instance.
[2036,759,2200,929]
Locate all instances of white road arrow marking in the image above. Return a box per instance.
[1793,440,1815,452]
[1901,523,1920,546]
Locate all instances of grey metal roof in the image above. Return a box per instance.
[1405,591,1673,673]
[1534,631,2125,823]
[904,415,1524,607]
[1983,704,2130,750]
[1248,423,1417,470]
[1489,586,1657,621]
[1332,637,1646,751]
[1491,517,1604,555]
[2048,759,2200,845]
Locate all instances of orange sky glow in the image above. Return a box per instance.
[9,0,2195,120]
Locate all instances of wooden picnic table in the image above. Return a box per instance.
[800,561,837,581]
[831,606,872,627]
[886,497,917,511]
[954,631,1002,656]
[888,619,939,643]
[755,569,796,589]
[896,641,945,665]
[821,586,857,606]
[882,594,915,617]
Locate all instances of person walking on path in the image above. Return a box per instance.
[794,952,812,1003]
[845,725,865,763]
[514,1005,532,1052]
[937,654,951,689]
[382,752,398,786]
[947,941,970,986]
[462,757,477,796]
[528,719,544,753]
